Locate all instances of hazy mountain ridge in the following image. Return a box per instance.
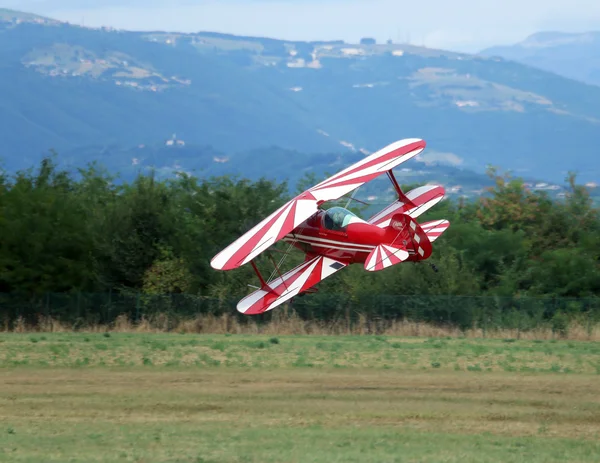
[481,31,600,87]
[2,11,600,183]
[0,7,58,23]
[21,140,581,208]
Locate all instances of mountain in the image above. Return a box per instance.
[45,140,579,210]
[0,8,54,23]
[2,11,600,183]
[55,141,495,191]
[480,31,600,87]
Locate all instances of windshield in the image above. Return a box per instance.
[322,207,359,231]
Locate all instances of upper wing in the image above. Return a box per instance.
[211,138,426,270]
[210,192,319,270]
[307,138,426,202]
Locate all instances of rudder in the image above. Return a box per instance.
[386,213,433,261]
[364,213,433,272]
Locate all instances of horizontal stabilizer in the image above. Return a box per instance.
[237,255,347,315]
[420,219,450,242]
[368,185,445,228]
[364,244,409,272]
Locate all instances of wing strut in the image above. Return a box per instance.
[344,185,361,209]
[250,261,269,288]
[248,238,299,293]
[387,170,416,208]
[267,254,289,291]
[266,239,297,283]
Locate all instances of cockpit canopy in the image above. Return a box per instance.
[322,206,364,231]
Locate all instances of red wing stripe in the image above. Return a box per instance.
[312,172,380,192]
[301,257,325,292]
[278,198,298,241]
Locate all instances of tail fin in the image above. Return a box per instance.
[364,213,432,272]
[420,219,450,242]
[387,213,432,261]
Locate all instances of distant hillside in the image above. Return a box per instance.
[0,8,56,23]
[480,31,600,87]
[2,13,600,183]
[18,141,580,210]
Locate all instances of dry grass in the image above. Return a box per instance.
[1,368,600,462]
[2,331,600,461]
[5,311,600,341]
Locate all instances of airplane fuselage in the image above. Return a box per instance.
[209,137,451,316]
[283,207,406,264]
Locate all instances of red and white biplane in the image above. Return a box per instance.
[210,138,450,315]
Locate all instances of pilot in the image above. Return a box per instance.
[332,209,345,229]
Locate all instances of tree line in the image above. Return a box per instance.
[0,157,599,327]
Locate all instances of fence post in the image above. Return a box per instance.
[516,298,521,340]
[345,303,350,335]
[587,302,592,339]
[483,303,487,338]
[106,290,110,323]
[136,292,140,322]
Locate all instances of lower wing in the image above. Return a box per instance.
[368,185,445,228]
[237,255,348,315]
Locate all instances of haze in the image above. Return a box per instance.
[7,0,600,51]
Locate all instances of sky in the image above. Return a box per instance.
[6,0,600,52]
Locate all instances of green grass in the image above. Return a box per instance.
[0,334,599,462]
[1,333,599,373]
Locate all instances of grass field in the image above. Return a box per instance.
[1,333,600,462]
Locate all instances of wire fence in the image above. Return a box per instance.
[1,292,599,334]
